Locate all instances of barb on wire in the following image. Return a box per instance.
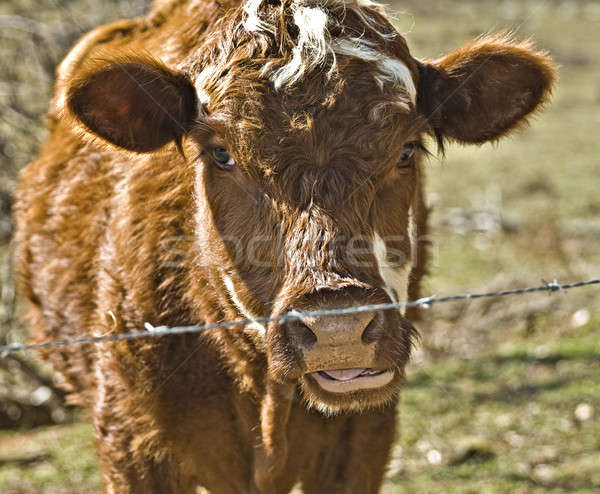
[1,278,598,356]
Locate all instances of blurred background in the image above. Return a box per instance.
[0,0,598,492]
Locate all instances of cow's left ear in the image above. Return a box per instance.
[417,36,556,144]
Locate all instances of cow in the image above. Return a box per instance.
[14,0,555,492]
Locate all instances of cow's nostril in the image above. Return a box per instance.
[361,314,381,344]
[287,319,318,349]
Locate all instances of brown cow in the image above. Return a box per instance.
[14,0,555,492]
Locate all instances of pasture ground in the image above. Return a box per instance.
[0,0,599,492]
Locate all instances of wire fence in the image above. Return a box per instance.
[0,278,598,356]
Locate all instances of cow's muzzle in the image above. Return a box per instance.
[267,288,414,412]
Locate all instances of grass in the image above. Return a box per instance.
[0,422,99,493]
[384,316,600,493]
[0,0,599,492]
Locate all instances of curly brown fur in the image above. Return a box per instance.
[14,0,555,492]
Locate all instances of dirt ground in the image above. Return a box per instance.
[0,0,598,492]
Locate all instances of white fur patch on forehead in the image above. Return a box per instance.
[240,0,416,105]
[194,64,219,110]
[333,37,416,108]
[194,66,217,107]
[243,0,274,33]
[272,5,330,88]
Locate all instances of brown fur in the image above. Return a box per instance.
[14,0,555,492]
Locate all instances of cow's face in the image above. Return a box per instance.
[188,29,422,412]
[66,0,555,413]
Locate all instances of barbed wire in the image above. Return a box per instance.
[0,278,598,356]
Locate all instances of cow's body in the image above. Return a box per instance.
[15,0,554,492]
[16,87,402,493]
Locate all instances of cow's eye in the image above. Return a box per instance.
[212,147,235,170]
[400,142,416,162]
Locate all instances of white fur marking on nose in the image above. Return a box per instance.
[223,275,266,336]
[372,232,411,315]
[408,205,417,269]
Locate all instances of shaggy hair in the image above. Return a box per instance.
[14,0,555,491]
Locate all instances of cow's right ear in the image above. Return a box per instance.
[66,55,197,152]
[416,36,556,146]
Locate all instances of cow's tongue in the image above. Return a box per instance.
[321,368,366,381]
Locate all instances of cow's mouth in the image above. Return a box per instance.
[307,368,395,393]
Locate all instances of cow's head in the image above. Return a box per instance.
[66,0,555,413]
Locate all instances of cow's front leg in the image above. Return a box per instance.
[92,366,196,494]
[252,380,295,494]
[300,402,397,494]
[95,416,196,494]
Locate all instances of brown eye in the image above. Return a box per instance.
[212,147,235,170]
[400,142,416,162]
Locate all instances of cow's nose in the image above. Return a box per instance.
[287,311,378,350]
[285,307,383,372]
[274,287,391,372]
